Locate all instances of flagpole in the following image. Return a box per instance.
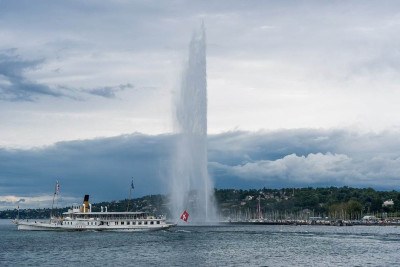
[127,186,132,212]
[50,181,57,223]
[127,178,134,212]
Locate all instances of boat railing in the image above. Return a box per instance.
[97,217,162,221]
[70,215,163,221]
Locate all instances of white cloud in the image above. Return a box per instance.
[0,2,400,204]
[211,152,354,184]
[212,152,400,188]
[0,1,399,147]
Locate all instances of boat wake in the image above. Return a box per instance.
[174,229,192,233]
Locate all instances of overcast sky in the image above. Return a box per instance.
[1,1,400,208]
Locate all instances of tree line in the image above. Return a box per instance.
[1,186,399,220]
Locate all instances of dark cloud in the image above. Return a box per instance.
[207,129,344,165]
[1,129,400,207]
[0,133,175,202]
[0,50,134,101]
[85,83,133,98]
[0,51,68,101]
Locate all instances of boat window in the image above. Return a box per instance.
[127,221,130,225]
[121,221,124,225]
[150,221,154,225]
[157,221,160,224]
[144,221,148,225]
[139,221,142,225]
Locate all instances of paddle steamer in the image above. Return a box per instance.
[15,195,174,231]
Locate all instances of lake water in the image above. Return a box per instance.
[1,219,399,266]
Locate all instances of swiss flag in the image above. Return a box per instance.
[180,210,189,222]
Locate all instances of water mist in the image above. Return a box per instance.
[170,24,217,223]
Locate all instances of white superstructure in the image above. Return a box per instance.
[16,195,175,231]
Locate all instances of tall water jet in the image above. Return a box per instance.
[170,24,217,223]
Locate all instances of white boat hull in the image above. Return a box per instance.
[17,221,175,232]
[18,222,56,231]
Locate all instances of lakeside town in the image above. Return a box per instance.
[2,186,400,226]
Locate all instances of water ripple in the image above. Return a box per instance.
[1,221,400,266]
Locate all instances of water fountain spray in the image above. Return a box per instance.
[170,23,217,223]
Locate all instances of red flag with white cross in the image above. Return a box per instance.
[180,210,189,222]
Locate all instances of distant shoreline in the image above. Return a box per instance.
[221,221,400,226]
[2,219,399,227]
